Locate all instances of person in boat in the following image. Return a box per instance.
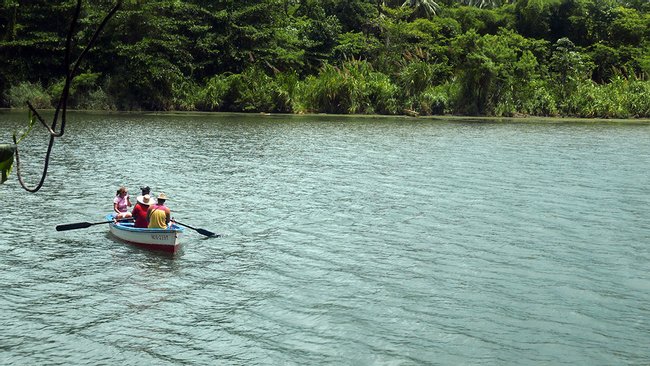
[140,185,151,197]
[113,186,132,220]
[132,194,155,228]
[147,193,171,229]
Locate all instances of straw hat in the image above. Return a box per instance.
[157,193,169,201]
[137,194,155,206]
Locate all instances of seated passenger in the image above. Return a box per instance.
[113,186,132,220]
[132,194,155,228]
[147,193,171,229]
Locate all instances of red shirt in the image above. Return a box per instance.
[131,203,150,228]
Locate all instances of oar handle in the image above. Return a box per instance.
[56,217,133,232]
[173,219,198,230]
[56,220,110,231]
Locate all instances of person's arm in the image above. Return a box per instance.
[147,206,152,222]
[113,196,121,213]
[165,207,171,226]
[127,195,132,207]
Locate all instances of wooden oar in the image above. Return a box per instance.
[56,218,132,232]
[173,220,220,238]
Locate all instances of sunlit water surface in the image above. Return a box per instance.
[1,111,649,365]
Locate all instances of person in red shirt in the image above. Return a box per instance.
[132,194,155,228]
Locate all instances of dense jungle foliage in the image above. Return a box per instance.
[1,0,649,117]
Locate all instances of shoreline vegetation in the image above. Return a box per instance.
[1,1,649,119]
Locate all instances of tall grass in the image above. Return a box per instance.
[172,80,200,111]
[5,82,52,109]
[194,68,291,112]
[563,77,650,118]
[272,72,300,113]
[408,82,458,115]
[295,60,398,114]
[195,74,232,111]
[396,61,453,115]
[229,67,276,112]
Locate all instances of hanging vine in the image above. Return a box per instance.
[9,0,122,193]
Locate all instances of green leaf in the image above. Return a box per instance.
[13,110,36,144]
[0,144,15,185]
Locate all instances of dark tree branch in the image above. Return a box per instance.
[14,0,122,193]
[52,0,83,132]
[27,102,59,137]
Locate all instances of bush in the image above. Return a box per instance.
[77,87,116,111]
[272,72,300,113]
[295,60,398,114]
[494,79,558,117]
[195,74,233,111]
[5,82,52,109]
[625,79,650,117]
[171,81,200,111]
[408,82,458,115]
[396,61,452,99]
[230,67,276,112]
[195,69,300,113]
[561,78,650,118]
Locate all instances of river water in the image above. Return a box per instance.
[1,111,649,365]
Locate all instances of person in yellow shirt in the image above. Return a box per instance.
[147,193,171,229]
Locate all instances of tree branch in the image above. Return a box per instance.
[15,0,122,193]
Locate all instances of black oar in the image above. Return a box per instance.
[173,220,220,238]
[56,218,132,232]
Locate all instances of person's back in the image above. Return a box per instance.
[133,194,154,228]
[148,193,171,229]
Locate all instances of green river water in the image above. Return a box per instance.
[1,111,649,365]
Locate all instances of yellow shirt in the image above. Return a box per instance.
[148,205,170,229]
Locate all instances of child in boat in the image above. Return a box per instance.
[113,186,133,220]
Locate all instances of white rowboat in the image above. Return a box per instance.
[105,214,184,253]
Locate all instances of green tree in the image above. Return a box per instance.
[608,6,648,46]
[446,5,516,35]
[549,37,594,109]
[452,29,548,115]
[461,0,505,9]
[567,0,619,46]
[293,0,344,72]
[0,0,79,106]
[588,42,620,82]
[514,0,562,39]
[402,0,441,19]
[100,1,203,109]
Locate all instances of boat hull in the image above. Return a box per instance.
[106,214,184,253]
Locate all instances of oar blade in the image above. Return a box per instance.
[56,219,116,232]
[173,219,220,238]
[56,222,93,231]
[196,228,219,237]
